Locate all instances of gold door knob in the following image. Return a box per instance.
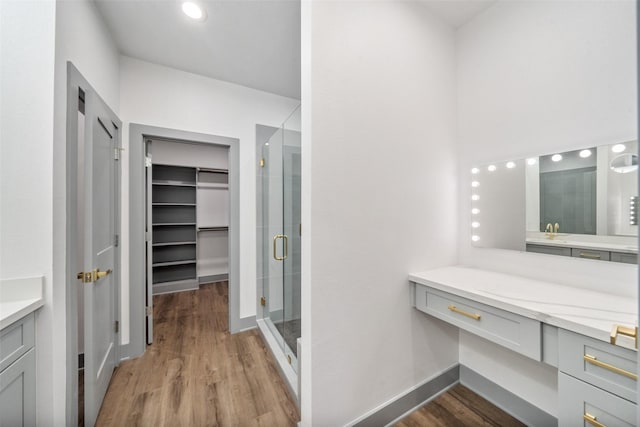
[94,268,112,280]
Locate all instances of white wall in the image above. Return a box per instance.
[303,2,459,424]
[0,0,56,423]
[119,57,300,334]
[456,0,637,416]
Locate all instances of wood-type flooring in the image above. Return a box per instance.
[395,384,526,427]
[95,282,299,426]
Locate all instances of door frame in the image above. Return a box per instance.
[128,124,242,358]
[65,62,122,426]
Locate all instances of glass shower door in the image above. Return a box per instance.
[258,106,301,372]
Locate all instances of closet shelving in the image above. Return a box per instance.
[196,168,229,283]
[151,165,198,291]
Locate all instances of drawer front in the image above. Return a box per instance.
[571,248,611,261]
[526,244,571,257]
[0,313,35,373]
[610,252,637,265]
[559,329,637,403]
[558,373,636,427]
[415,285,541,360]
[0,348,36,427]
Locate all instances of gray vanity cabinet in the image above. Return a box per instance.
[0,313,36,427]
[558,329,637,427]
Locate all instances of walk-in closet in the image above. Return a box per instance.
[147,139,230,295]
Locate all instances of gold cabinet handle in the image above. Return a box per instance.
[583,354,637,380]
[447,305,481,321]
[579,252,601,259]
[272,234,288,261]
[583,413,606,427]
[610,324,638,348]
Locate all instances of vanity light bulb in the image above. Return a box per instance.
[471,195,480,201]
[471,222,480,228]
[471,235,480,242]
[506,161,516,169]
[527,158,537,166]
[471,181,480,188]
[471,208,480,215]
[612,144,626,153]
[488,165,497,172]
[551,154,563,162]
[579,149,592,158]
[471,167,479,174]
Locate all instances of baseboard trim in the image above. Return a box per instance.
[199,274,228,284]
[460,365,557,427]
[152,279,198,295]
[350,364,460,427]
[236,315,257,332]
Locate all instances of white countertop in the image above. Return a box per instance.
[409,266,637,351]
[526,235,638,254]
[0,276,44,330]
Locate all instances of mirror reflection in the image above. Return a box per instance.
[471,141,638,263]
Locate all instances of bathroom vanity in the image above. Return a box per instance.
[0,277,44,426]
[410,266,637,427]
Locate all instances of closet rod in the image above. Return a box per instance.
[198,167,228,174]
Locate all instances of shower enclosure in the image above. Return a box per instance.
[256,105,301,398]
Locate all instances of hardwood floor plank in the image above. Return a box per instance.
[95,282,299,427]
[395,385,525,427]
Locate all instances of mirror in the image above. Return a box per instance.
[471,141,638,263]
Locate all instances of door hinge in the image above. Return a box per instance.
[145,156,152,168]
[114,147,120,160]
[145,231,151,242]
[114,234,119,247]
[115,320,119,333]
[260,158,265,168]
[260,297,266,306]
[299,223,302,237]
[145,306,152,316]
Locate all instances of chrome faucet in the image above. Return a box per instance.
[545,223,559,239]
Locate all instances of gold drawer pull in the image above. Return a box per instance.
[583,354,637,380]
[610,324,638,348]
[583,413,606,427]
[579,252,601,259]
[447,305,481,321]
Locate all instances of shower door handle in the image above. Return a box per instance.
[273,234,288,261]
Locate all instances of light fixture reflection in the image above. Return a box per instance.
[579,149,592,158]
[471,195,479,201]
[551,154,563,162]
[471,235,480,242]
[471,222,480,228]
[612,144,626,153]
[471,208,480,215]
[488,165,496,172]
[471,181,480,188]
[471,167,479,174]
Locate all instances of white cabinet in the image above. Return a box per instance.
[0,313,36,427]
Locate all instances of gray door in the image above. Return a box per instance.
[82,90,119,427]
[145,141,154,344]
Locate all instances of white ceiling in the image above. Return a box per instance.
[95,0,301,99]
[423,0,496,28]
[94,0,494,101]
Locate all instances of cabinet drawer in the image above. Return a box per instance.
[610,252,637,264]
[415,285,541,360]
[558,373,636,427]
[526,244,571,257]
[571,248,611,261]
[0,313,35,373]
[0,348,36,427]
[559,329,637,403]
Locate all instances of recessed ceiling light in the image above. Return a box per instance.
[182,1,207,21]
[506,161,516,169]
[487,165,496,172]
[527,158,537,166]
[471,167,479,174]
[551,154,563,162]
[612,144,626,153]
[579,149,592,158]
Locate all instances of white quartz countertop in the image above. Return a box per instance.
[0,276,44,330]
[409,266,637,351]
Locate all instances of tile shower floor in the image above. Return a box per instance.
[275,318,301,357]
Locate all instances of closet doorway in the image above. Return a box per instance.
[129,125,240,358]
